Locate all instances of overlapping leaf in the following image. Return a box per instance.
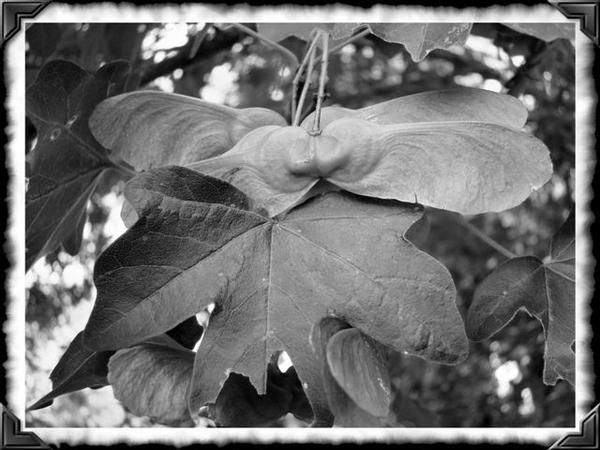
[82,166,467,424]
[108,334,196,426]
[466,211,575,385]
[27,332,114,411]
[189,88,551,217]
[312,318,440,426]
[29,317,202,413]
[311,318,378,426]
[110,342,312,427]
[26,60,132,270]
[327,328,391,418]
[311,318,392,426]
[89,90,287,171]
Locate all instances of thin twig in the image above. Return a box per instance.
[310,30,329,135]
[460,218,517,259]
[231,23,299,66]
[293,35,320,126]
[291,35,321,122]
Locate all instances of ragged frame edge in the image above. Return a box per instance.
[3,2,596,446]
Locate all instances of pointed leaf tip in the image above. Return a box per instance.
[28,332,113,411]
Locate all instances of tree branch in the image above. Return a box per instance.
[139,26,245,86]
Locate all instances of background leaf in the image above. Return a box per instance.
[502,23,574,43]
[26,60,132,270]
[326,328,391,417]
[312,318,440,427]
[311,317,382,427]
[26,23,63,58]
[255,23,356,45]
[257,23,472,61]
[107,334,195,426]
[466,211,575,385]
[367,23,472,61]
[388,388,440,426]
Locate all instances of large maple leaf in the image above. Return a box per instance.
[26,60,132,270]
[81,166,467,424]
[466,211,575,385]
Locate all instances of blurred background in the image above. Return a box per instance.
[25,22,575,427]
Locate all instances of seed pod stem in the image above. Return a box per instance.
[310,30,330,135]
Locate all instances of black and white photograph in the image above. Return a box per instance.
[1,1,597,447]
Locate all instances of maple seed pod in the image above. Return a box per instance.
[284,133,349,178]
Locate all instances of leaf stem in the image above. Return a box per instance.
[107,157,138,178]
[231,23,299,66]
[291,34,321,124]
[310,30,329,135]
[292,34,320,127]
[459,217,517,259]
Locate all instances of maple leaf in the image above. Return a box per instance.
[27,332,113,411]
[81,166,467,424]
[188,87,551,217]
[26,60,132,270]
[466,211,575,385]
